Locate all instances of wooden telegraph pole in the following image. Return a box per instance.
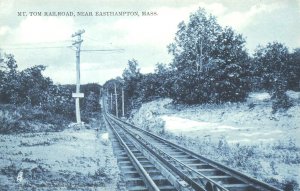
[110,93,113,111]
[114,83,118,118]
[122,88,125,117]
[72,29,85,124]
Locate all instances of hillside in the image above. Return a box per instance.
[129,91,300,190]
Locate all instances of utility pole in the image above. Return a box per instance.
[106,89,109,111]
[196,38,203,72]
[110,93,113,111]
[114,83,118,118]
[71,29,85,124]
[122,88,125,117]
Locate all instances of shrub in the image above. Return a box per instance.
[272,93,293,113]
[283,179,299,191]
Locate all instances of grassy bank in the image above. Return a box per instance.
[129,95,300,190]
[0,104,71,134]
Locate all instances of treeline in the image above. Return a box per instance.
[0,54,101,123]
[104,8,300,115]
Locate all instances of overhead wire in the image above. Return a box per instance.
[85,35,102,42]
[1,40,71,47]
[81,49,124,52]
[0,39,72,50]
[1,37,124,53]
[84,34,124,53]
[2,46,72,50]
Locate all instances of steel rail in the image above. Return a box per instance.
[103,114,160,191]
[107,113,228,191]
[107,113,282,191]
[107,115,192,191]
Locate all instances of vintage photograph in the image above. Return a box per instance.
[0,0,299,190]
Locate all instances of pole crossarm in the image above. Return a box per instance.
[72,39,83,46]
[72,29,85,37]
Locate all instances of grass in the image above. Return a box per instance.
[0,103,102,134]
[178,134,299,190]
[138,115,300,191]
[0,104,70,134]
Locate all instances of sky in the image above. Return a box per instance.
[0,0,299,85]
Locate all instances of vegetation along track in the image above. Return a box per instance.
[104,112,282,191]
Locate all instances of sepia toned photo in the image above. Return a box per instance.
[0,0,299,190]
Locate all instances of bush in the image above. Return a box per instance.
[0,104,69,134]
[0,54,101,126]
[283,179,299,191]
[167,68,248,104]
[272,92,293,113]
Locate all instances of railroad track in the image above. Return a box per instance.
[104,114,179,191]
[104,112,282,191]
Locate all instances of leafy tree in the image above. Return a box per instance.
[168,8,223,71]
[214,27,248,67]
[253,42,293,111]
[170,70,207,104]
[139,73,165,101]
[289,48,300,90]
[81,83,101,112]
[154,63,170,74]
[42,84,75,119]
[0,55,53,106]
[19,65,52,106]
[0,53,101,123]
[123,59,142,80]
[253,42,291,91]
[43,83,101,121]
[167,8,249,104]
[122,59,143,113]
[0,54,20,103]
[122,59,142,99]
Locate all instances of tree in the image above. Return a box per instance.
[167,8,249,104]
[0,54,20,103]
[19,65,53,106]
[289,48,300,90]
[122,59,142,81]
[154,63,170,74]
[253,42,291,92]
[168,8,223,71]
[214,27,248,66]
[253,42,293,111]
[122,59,142,100]
[122,59,143,111]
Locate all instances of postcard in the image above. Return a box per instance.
[0,0,299,190]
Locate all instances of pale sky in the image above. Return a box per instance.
[0,0,299,85]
